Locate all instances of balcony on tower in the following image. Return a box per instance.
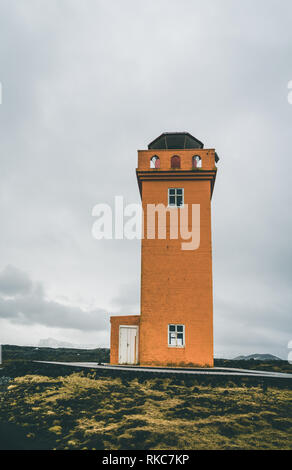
[137,132,219,172]
[136,132,219,198]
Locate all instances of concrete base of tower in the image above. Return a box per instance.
[138,317,214,368]
[138,348,214,368]
[138,354,214,368]
[110,314,213,367]
[139,360,214,368]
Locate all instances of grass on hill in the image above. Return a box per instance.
[1,344,110,363]
[0,360,291,450]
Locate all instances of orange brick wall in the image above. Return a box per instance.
[138,148,216,171]
[139,179,214,366]
[110,147,216,367]
[138,149,216,367]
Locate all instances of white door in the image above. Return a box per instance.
[119,326,138,364]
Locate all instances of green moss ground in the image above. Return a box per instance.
[0,366,291,450]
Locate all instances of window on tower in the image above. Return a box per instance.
[168,188,184,207]
[150,155,160,169]
[192,155,202,168]
[168,324,185,347]
[171,155,181,169]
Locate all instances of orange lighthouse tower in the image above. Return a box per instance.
[110,132,219,367]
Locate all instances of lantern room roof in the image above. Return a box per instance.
[147,132,219,162]
[148,132,204,150]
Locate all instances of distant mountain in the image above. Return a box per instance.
[38,338,97,350]
[233,353,282,361]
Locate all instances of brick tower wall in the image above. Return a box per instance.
[138,149,216,367]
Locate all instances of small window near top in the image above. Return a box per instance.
[168,188,184,207]
[150,155,160,169]
[192,155,202,168]
[171,155,181,169]
[168,324,185,347]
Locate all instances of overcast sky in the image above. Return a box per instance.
[0,0,291,358]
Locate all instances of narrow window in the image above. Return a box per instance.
[168,188,184,207]
[150,155,160,169]
[168,324,185,347]
[192,155,202,168]
[171,155,180,169]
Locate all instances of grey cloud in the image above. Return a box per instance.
[111,281,140,315]
[0,0,291,354]
[0,265,32,296]
[214,295,291,359]
[0,266,107,332]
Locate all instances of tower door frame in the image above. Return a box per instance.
[119,325,139,365]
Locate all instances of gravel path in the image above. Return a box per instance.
[34,361,292,379]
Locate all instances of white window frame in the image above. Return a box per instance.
[168,324,185,348]
[168,188,184,208]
